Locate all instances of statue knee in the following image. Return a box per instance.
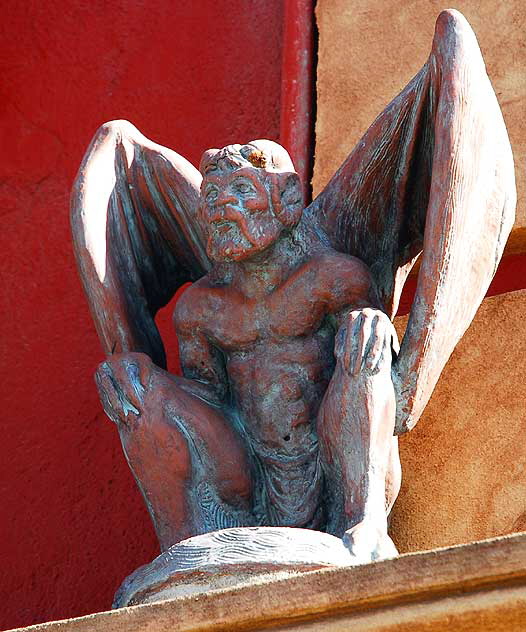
[95,351,159,426]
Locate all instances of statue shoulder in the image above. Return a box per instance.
[173,276,219,334]
[312,250,372,286]
[308,250,375,310]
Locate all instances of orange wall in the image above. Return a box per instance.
[0,2,283,629]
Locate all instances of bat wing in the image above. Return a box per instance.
[305,10,516,433]
[71,120,210,369]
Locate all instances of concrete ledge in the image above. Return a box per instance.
[9,532,526,631]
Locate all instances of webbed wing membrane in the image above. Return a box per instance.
[71,120,210,369]
[306,10,516,433]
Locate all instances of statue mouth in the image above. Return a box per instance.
[211,219,237,235]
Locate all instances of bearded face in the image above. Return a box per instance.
[199,167,285,262]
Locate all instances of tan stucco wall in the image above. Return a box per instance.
[391,290,526,552]
[313,1,526,252]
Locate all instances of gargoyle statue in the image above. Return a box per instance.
[72,10,515,606]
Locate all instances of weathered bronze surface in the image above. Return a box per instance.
[71,10,515,605]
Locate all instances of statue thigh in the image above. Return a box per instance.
[97,354,255,551]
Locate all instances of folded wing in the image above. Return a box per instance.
[305,10,516,433]
[71,120,210,369]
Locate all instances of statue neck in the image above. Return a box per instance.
[231,230,303,297]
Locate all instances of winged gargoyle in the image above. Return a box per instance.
[71,10,515,575]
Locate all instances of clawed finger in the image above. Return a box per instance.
[367,316,384,371]
[353,313,373,375]
[371,330,390,374]
[344,312,361,373]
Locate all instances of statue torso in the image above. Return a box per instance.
[175,250,375,527]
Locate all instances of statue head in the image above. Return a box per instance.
[198,140,303,262]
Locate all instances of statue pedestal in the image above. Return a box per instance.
[8,532,526,631]
[114,527,355,607]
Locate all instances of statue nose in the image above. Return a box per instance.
[216,190,237,206]
[211,192,243,223]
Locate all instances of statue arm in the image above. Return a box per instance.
[177,330,228,403]
[174,299,228,404]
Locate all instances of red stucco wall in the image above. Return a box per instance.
[1,2,284,629]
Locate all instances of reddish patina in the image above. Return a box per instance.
[72,10,515,586]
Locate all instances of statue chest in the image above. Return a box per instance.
[204,289,328,351]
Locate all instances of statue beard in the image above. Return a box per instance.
[206,214,284,262]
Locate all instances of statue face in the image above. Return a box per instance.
[199,167,284,262]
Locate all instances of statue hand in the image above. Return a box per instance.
[335,308,397,376]
[95,352,152,426]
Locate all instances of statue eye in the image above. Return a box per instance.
[205,186,218,202]
[234,181,254,195]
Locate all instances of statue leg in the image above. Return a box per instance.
[386,437,401,516]
[95,352,255,551]
[318,319,400,562]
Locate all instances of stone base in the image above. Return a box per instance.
[8,532,526,631]
[114,526,355,607]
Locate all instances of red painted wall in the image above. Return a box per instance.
[0,2,284,629]
[398,255,526,316]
